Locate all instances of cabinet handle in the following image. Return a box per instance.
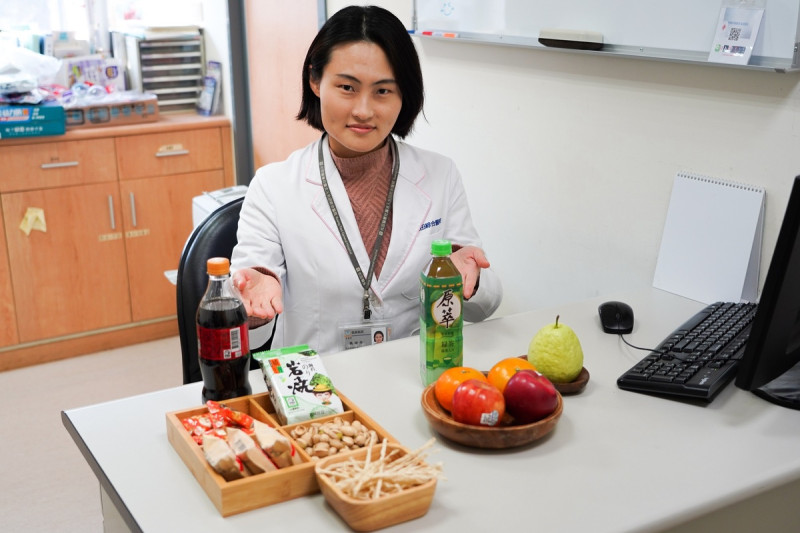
[155,149,189,158]
[107,195,116,230]
[41,161,79,169]
[129,192,137,227]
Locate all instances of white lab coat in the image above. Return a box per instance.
[231,137,502,354]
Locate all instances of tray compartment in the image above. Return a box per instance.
[283,394,396,460]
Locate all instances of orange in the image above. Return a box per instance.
[487,357,537,393]
[434,367,487,412]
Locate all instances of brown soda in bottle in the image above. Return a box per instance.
[197,257,252,402]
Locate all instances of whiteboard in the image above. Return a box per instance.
[415,0,800,70]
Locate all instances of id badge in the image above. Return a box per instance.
[338,320,392,351]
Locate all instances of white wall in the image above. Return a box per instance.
[327,0,414,27]
[405,40,800,317]
[240,2,800,319]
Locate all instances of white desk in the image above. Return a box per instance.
[62,289,800,532]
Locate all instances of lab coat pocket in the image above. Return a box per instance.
[403,287,421,337]
[401,287,420,301]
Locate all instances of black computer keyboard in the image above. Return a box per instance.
[617,301,758,401]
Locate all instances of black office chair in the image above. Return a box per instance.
[176,197,275,384]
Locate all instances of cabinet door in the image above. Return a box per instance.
[2,183,132,342]
[119,170,224,321]
[0,206,19,347]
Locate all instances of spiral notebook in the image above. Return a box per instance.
[653,171,765,304]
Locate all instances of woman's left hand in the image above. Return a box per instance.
[450,245,490,300]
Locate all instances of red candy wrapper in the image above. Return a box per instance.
[182,402,257,445]
[206,400,254,429]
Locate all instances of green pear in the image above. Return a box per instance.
[527,315,584,383]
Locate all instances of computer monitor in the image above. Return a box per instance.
[734,175,800,410]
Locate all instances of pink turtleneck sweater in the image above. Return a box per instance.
[330,141,394,279]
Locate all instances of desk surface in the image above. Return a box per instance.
[62,289,800,532]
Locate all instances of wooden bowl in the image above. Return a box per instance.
[421,384,562,449]
[516,355,590,395]
[315,443,437,531]
[552,366,590,394]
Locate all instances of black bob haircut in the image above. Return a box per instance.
[296,5,424,139]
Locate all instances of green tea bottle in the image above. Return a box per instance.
[420,240,463,386]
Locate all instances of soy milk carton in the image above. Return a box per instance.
[253,345,344,425]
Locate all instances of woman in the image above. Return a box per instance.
[231,5,502,354]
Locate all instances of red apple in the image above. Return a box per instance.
[451,379,505,427]
[503,369,559,424]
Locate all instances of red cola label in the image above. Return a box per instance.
[197,325,249,361]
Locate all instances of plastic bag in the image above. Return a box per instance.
[0,45,62,94]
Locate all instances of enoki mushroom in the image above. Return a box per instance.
[317,439,444,500]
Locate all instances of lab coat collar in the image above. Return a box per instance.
[308,138,432,298]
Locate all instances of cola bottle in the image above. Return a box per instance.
[197,257,252,402]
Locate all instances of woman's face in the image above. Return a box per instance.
[310,41,402,158]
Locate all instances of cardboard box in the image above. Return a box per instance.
[0,104,65,138]
[165,391,396,516]
[62,56,126,91]
[64,93,158,129]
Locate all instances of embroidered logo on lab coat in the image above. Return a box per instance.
[419,218,442,231]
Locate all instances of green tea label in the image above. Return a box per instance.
[420,274,463,385]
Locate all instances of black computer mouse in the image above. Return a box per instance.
[598,301,634,334]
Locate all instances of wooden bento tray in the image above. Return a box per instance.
[165,391,397,517]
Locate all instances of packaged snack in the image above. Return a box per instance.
[182,413,227,445]
[202,434,248,481]
[253,345,344,425]
[206,400,254,429]
[226,427,278,474]
[251,420,302,468]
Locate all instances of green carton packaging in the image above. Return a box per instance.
[253,345,344,425]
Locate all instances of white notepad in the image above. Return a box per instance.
[653,171,765,304]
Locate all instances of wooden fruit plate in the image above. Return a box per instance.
[516,355,590,395]
[420,384,562,449]
[552,366,590,394]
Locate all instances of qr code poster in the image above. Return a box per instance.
[708,6,764,65]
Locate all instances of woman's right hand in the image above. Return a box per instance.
[232,267,283,320]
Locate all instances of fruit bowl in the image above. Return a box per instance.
[420,384,562,449]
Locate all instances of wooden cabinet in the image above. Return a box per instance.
[2,183,132,342]
[0,138,117,192]
[0,115,233,370]
[116,128,224,180]
[0,209,19,348]
[119,170,224,321]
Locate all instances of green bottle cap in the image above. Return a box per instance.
[431,239,452,256]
